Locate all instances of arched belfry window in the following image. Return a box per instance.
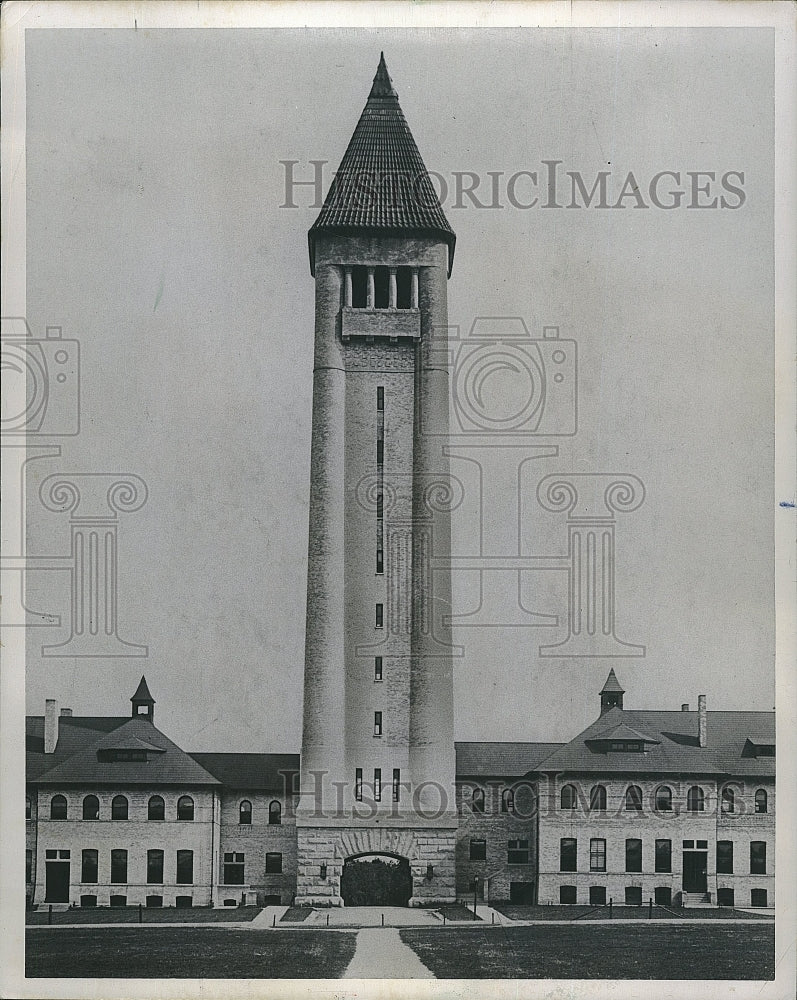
[625,785,643,811]
[268,800,281,825]
[655,786,672,812]
[471,788,485,814]
[148,795,165,820]
[755,788,768,813]
[50,794,67,820]
[111,795,128,820]
[239,800,252,825]
[83,795,100,820]
[501,788,515,813]
[686,786,705,812]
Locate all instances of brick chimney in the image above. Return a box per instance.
[681,703,690,712]
[698,694,707,748]
[44,699,59,754]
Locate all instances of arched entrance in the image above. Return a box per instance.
[340,853,412,907]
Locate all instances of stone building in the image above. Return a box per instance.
[25,56,775,913]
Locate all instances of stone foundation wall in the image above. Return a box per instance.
[295,825,456,907]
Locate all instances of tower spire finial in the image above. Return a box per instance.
[369,52,397,99]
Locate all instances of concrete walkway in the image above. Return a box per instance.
[249,905,288,928]
[309,905,441,928]
[343,927,435,978]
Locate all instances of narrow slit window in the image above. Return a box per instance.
[392,768,400,801]
[374,711,382,736]
[375,604,383,628]
[396,268,413,309]
[374,768,382,801]
[374,657,383,682]
[351,266,367,308]
[374,267,389,308]
[355,768,363,801]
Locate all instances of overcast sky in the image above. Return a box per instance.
[24,27,774,752]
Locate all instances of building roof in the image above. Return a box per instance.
[308,53,456,275]
[27,715,129,781]
[130,675,155,704]
[31,717,220,787]
[600,668,625,694]
[455,741,565,778]
[586,722,660,745]
[534,707,775,777]
[189,753,300,793]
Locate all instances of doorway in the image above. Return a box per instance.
[682,850,708,892]
[340,854,412,906]
[45,861,70,903]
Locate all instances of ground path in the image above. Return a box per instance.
[343,926,435,978]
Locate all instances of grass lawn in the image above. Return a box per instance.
[436,903,482,922]
[494,903,775,922]
[26,906,260,925]
[26,927,357,978]
[400,923,775,979]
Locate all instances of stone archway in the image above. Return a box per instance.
[340,853,413,907]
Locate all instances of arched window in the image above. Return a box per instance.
[471,788,485,814]
[239,800,252,825]
[177,795,194,821]
[50,794,67,820]
[560,784,577,810]
[83,795,100,820]
[501,788,515,814]
[148,795,165,820]
[721,786,735,813]
[111,795,128,820]
[625,785,643,811]
[268,800,281,825]
[26,795,32,820]
[755,788,768,814]
[686,786,704,812]
[589,785,607,811]
[655,786,672,812]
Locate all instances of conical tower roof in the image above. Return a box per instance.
[601,668,625,694]
[308,53,455,274]
[131,675,154,704]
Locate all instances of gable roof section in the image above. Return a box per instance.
[586,722,661,745]
[27,715,129,781]
[534,708,775,777]
[31,717,220,787]
[308,53,455,274]
[189,753,300,792]
[455,741,565,778]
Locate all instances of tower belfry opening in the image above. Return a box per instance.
[296,54,457,906]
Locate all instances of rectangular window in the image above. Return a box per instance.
[374,768,382,801]
[509,839,530,865]
[377,386,384,411]
[376,439,384,465]
[589,838,606,872]
[750,841,766,875]
[751,888,768,907]
[625,886,643,906]
[147,849,164,885]
[110,849,127,884]
[224,852,245,885]
[26,849,33,884]
[717,887,735,907]
[374,657,383,682]
[717,841,733,875]
[625,838,642,873]
[265,852,283,874]
[375,604,383,628]
[176,849,193,885]
[655,839,672,874]
[376,547,383,574]
[392,768,400,802]
[374,711,382,736]
[470,839,487,861]
[559,838,577,872]
[590,885,607,906]
[355,767,363,801]
[560,885,577,904]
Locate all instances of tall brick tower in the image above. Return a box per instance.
[295,54,458,906]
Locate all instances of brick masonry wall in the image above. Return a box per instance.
[217,791,298,906]
[537,774,775,906]
[455,780,538,902]
[33,786,217,907]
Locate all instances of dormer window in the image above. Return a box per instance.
[609,741,643,752]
